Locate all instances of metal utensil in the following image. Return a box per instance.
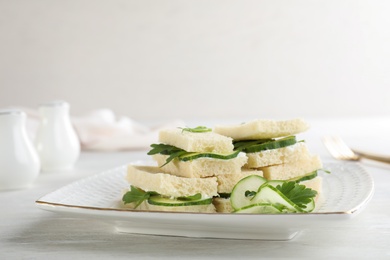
[322,135,390,164]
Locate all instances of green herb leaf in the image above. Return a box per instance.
[162,150,187,166]
[147,143,182,156]
[122,186,159,208]
[275,182,317,208]
[179,126,212,133]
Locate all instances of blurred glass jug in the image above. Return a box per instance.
[0,109,40,190]
[35,101,80,172]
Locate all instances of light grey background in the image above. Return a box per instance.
[1,0,390,120]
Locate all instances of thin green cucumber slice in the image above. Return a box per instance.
[234,203,283,214]
[302,198,315,212]
[177,193,202,201]
[244,136,297,153]
[233,139,273,151]
[148,196,212,207]
[178,150,240,162]
[230,175,267,210]
[289,171,318,183]
[262,180,284,188]
[251,184,303,213]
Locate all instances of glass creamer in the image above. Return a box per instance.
[0,110,40,190]
[35,101,80,171]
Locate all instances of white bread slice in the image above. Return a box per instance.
[153,153,248,178]
[126,164,218,197]
[213,198,233,213]
[214,118,309,140]
[122,200,216,213]
[217,169,263,194]
[301,176,322,192]
[246,142,310,168]
[261,155,323,180]
[159,128,234,153]
[300,176,323,203]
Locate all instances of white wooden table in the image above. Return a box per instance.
[1,118,390,259]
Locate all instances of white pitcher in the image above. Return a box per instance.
[0,110,40,190]
[35,101,80,171]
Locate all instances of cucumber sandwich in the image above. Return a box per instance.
[147,127,247,178]
[214,119,313,168]
[212,118,323,213]
[122,165,218,212]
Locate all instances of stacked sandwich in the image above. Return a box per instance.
[213,118,323,212]
[122,126,249,212]
[122,119,323,213]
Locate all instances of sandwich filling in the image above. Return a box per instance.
[147,143,241,167]
[233,135,298,154]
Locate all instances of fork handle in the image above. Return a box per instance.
[353,149,390,164]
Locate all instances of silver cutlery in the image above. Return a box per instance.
[322,135,390,164]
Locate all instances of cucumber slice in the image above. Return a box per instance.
[263,180,284,188]
[259,180,316,212]
[244,136,297,153]
[179,150,240,162]
[230,175,267,210]
[302,198,315,212]
[233,139,273,151]
[177,193,202,201]
[234,203,283,214]
[251,184,303,213]
[148,196,212,207]
[289,171,318,183]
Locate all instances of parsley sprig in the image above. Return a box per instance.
[147,144,187,166]
[275,182,317,209]
[122,186,158,208]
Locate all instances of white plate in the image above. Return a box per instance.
[36,162,374,240]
